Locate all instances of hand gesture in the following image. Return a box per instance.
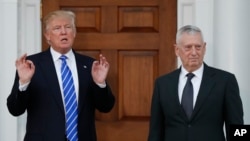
[15,54,35,84]
[91,54,109,84]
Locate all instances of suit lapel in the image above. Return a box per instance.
[191,64,216,119]
[168,69,189,120]
[172,69,183,106]
[38,49,65,114]
[74,53,92,113]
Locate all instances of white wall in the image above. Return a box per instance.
[0,0,249,140]
[213,0,250,124]
[0,0,18,140]
[17,0,41,139]
[0,0,41,140]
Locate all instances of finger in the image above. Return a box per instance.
[105,62,110,69]
[99,54,107,65]
[92,60,99,67]
[20,53,27,62]
[93,60,99,65]
[99,54,103,65]
[30,62,35,70]
[16,53,27,66]
[26,60,35,69]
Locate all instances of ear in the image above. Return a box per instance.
[174,44,179,57]
[203,42,207,53]
[44,32,50,41]
[73,27,77,38]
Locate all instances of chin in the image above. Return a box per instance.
[189,64,199,68]
[60,45,71,49]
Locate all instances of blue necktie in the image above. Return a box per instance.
[181,73,195,119]
[60,55,78,141]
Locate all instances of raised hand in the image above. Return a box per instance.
[15,54,35,84]
[91,54,109,84]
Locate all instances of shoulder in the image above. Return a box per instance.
[74,52,95,61]
[205,64,234,76]
[26,51,48,61]
[74,52,96,66]
[204,64,237,81]
[156,69,180,82]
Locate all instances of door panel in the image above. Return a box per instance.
[118,51,158,119]
[42,0,177,140]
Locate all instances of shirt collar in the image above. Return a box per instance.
[180,63,204,79]
[50,47,74,61]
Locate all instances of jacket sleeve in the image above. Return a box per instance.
[148,79,164,141]
[92,82,115,113]
[7,72,29,116]
[224,74,244,140]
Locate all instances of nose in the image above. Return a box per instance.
[191,46,197,55]
[60,27,66,34]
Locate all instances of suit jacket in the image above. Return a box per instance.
[148,63,243,141]
[7,48,115,141]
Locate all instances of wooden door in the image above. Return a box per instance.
[42,0,177,141]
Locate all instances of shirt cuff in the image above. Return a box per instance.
[19,81,30,91]
[96,82,106,88]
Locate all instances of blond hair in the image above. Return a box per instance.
[43,10,76,33]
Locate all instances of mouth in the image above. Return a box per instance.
[61,37,68,42]
[190,58,198,62]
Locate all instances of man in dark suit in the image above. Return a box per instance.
[148,25,243,141]
[7,10,115,141]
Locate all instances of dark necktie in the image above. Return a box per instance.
[60,55,78,141]
[181,73,195,119]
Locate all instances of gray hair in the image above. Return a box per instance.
[43,10,76,33]
[176,25,204,44]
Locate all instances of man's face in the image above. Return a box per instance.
[175,32,206,72]
[44,16,76,54]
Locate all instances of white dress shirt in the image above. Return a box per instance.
[178,64,204,108]
[50,47,79,103]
